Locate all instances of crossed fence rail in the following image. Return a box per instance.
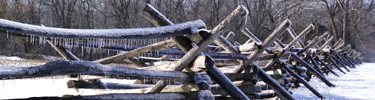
[0,4,362,100]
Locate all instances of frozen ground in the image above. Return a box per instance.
[291,63,375,100]
[0,55,373,99]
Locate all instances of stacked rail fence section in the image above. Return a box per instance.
[0,4,362,100]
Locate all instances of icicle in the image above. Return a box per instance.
[107,49,110,56]
[31,35,34,45]
[39,36,42,45]
[6,31,8,38]
[81,47,84,57]
[43,37,46,47]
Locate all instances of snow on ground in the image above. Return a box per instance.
[0,55,47,67]
[291,63,375,100]
[0,55,136,99]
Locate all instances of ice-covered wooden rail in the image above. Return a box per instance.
[0,18,206,39]
[0,60,189,80]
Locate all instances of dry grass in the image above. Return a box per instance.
[0,55,48,67]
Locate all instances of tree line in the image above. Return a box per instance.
[0,0,374,61]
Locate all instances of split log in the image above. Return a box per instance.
[67,80,261,95]
[214,34,240,53]
[263,25,311,70]
[149,5,249,93]
[331,56,350,72]
[210,85,261,96]
[286,24,314,48]
[233,19,291,73]
[47,40,80,61]
[315,57,340,77]
[331,38,343,49]
[253,63,295,100]
[297,32,328,56]
[215,93,277,99]
[0,60,190,80]
[238,42,259,52]
[0,18,206,39]
[141,4,194,52]
[225,31,235,42]
[94,39,176,64]
[24,92,205,100]
[204,55,250,100]
[291,54,336,87]
[306,51,325,75]
[282,63,325,99]
[241,28,261,43]
[318,36,334,51]
[328,57,346,74]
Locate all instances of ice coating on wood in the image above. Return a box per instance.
[0,60,190,80]
[0,18,206,39]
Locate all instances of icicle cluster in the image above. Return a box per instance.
[23,33,170,58]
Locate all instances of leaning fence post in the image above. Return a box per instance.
[252,63,295,100]
[204,55,250,100]
[315,57,340,77]
[234,19,291,73]
[149,5,249,93]
[327,56,346,74]
[291,53,336,87]
[47,40,80,61]
[282,63,325,99]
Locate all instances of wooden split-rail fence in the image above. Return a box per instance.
[0,4,362,100]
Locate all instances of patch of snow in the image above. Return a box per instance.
[3,56,23,61]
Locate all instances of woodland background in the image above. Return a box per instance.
[0,0,374,61]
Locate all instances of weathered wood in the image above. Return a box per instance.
[332,38,343,49]
[331,55,351,72]
[204,55,250,100]
[24,92,205,100]
[47,40,80,61]
[253,63,295,100]
[291,54,336,87]
[327,57,346,74]
[274,38,286,48]
[238,42,259,52]
[210,85,261,96]
[297,32,329,56]
[215,35,240,53]
[306,51,325,76]
[124,57,148,67]
[263,26,311,70]
[241,27,261,43]
[139,3,199,87]
[89,79,108,89]
[94,39,176,64]
[225,31,235,42]
[282,63,325,99]
[141,3,195,52]
[149,5,249,93]
[287,24,315,48]
[234,19,291,73]
[333,41,345,51]
[215,93,277,99]
[318,36,334,51]
[315,57,340,77]
[0,60,190,80]
[0,18,206,39]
